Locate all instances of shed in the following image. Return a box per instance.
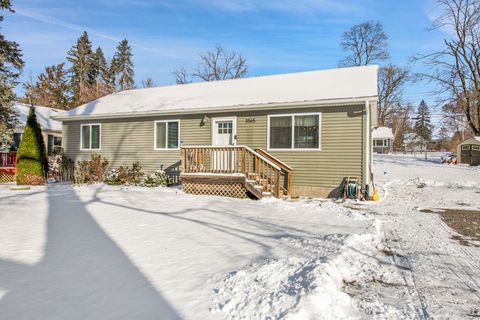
[372,127,394,154]
[457,136,480,166]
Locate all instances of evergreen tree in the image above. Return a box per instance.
[114,39,134,90]
[104,57,117,92]
[91,46,115,98]
[413,100,434,157]
[23,63,70,109]
[16,107,48,185]
[0,1,24,151]
[92,47,107,85]
[67,31,95,104]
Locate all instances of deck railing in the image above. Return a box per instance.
[181,145,291,197]
[0,151,16,169]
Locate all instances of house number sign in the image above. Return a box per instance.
[245,118,256,123]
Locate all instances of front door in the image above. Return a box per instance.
[212,117,236,171]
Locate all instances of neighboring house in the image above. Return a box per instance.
[372,127,394,153]
[54,66,378,198]
[12,102,63,155]
[457,136,480,166]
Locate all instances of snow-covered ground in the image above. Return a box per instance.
[0,153,479,319]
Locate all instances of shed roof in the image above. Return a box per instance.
[55,65,378,120]
[372,126,394,139]
[458,136,480,145]
[14,102,63,132]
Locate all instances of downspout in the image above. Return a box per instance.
[363,100,372,191]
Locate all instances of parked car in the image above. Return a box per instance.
[441,152,457,164]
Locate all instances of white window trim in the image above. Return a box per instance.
[154,120,181,150]
[80,123,101,151]
[472,145,480,151]
[267,112,322,151]
[462,145,471,150]
[211,116,237,146]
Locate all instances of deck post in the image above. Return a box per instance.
[181,148,186,172]
[241,148,246,174]
[275,170,281,198]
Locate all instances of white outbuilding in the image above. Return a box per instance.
[372,126,394,153]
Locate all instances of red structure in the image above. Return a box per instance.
[0,152,16,182]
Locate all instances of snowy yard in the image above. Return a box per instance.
[1,153,479,319]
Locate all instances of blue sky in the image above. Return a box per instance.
[4,0,446,108]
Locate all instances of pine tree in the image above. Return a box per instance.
[91,46,115,98]
[104,57,117,92]
[23,63,71,109]
[413,100,434,158]
[67,31,95,104]
[114,39,134,91]
[16,107,48,185]
[0,1,24,151]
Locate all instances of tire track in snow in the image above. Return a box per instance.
[374,180,480,318]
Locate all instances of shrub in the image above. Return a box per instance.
[104,162,144,186]
[16,107,48,185]
[141,170,170,187]
[74,154,109,184]
[48,151,74,181]
[129,162,144,185]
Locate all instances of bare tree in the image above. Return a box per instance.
[441,101,471,140]
[141,78,155,88]
[172,45,248,84]
[193,45,248,81]
[378,64,410,126]
[339,21,390,67]
[172,67,190,85]
[416,0,480,135]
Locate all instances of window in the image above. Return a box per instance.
[13,133,22,150]
[268,113,321,150]
[81,124,101,150]
[155,120,179,150]
[462,145,471,151]
[48,135,63,155]
[374,139,389,147]
[472,145,479,151]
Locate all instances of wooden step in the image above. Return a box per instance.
[244,181,263,199]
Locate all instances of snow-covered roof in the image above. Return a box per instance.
[372,127,394,139]
[55,65,378,120]
[459,136,480,145]
[14,102,63,132]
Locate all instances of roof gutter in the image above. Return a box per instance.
[52,96,378,121]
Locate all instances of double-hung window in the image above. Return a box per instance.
[268,113,321,150]
[81,124,101,150]
[155,120,180,150]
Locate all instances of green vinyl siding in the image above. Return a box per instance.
[63,104,364,191]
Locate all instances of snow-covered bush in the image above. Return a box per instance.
[74,154,109,184]
[104,162,144,186]
[141,170,170,187]
[105,168,122,185]
[48,151,74,181]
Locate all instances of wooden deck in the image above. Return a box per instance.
[0,152,16,183]
[180,146,292,199]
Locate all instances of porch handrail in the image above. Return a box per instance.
[180,145,286,197]
[255,148,293,171]
[181,145,281,171]
[255,148,293,196]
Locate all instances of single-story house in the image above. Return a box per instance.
[13,102,63,155]
[53,65,378,198]
[457,136,480,166]
[372,126,394,153]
